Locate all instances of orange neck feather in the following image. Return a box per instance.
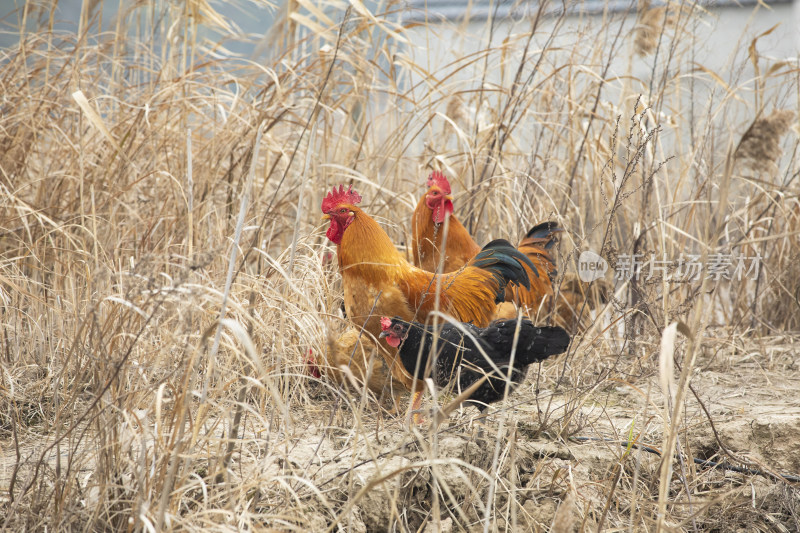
[338,207,405,280]
[444,215,479,252]
[412,195,435,249]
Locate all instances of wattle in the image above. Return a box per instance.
[431,199,454,224]
[326,219,344,244]
[385,335,401,348]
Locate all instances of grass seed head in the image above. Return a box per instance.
[735,109,797,174]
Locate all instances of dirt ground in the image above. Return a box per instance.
[2,332,799,531]
[237,334,800,531]
[278,332,800,531]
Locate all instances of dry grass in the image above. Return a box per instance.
[1,1,799,531]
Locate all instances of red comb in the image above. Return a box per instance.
[322,184,362,213]
[380,317,392,331]
[426,171,451,194]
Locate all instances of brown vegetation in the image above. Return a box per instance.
[1,1,798,531]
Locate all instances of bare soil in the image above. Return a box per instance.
[2,335,799,531]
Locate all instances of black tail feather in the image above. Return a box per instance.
[515,325,571,365]
[523,221,563,251]
[469,239,539,302]
[482,319,570,365]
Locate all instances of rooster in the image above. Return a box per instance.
[321,184,539,394]
[412,171,560,318]
[379,316,570,411]
[307,329,409,409]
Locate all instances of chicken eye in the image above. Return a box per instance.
[430,191,439,196]
[339,208,347,214]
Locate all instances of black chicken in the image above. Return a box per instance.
[379,316,570,411]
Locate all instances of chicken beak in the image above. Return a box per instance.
[445,195,453,201]
[322,214,330,221]
[378,331,389,338]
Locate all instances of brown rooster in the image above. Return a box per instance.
[411,171,611,331]
[412,171,560,319]
[321,184,539,402]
